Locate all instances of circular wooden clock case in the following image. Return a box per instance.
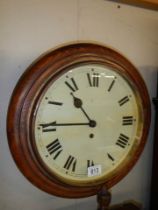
[7,43,151,198]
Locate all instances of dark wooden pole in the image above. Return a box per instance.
[97,185,111,210]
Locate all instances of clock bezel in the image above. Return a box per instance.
[7,43,151,198]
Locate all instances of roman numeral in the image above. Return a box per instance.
[48,101,63,106]
[87,160,94,168]
[41,128,56,132]
[118,96,130,106]
[65,77,78,92]
[107,153,115,161]
[63,155,77,172]
[46,139,63,159]
[108,79,116,92]
[122,116,134,125]
[40,122,56,132]
[87,72,99,87]
[116,134,129,148]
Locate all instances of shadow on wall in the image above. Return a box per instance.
[56,196,97,210]
[138,66,158,98]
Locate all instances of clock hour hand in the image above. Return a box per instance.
[71,93,83,108]
[70,93,95,124]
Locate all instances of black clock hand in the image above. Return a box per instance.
[39,121,90,127]
[80,106,91,122]
[71,93,83,108]
[70,93,96,125]
[40,120,96,128]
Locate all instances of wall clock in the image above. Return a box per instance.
[7,43,151,201]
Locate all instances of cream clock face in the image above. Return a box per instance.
[34,64,143,186]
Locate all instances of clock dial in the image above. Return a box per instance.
[34,64,143,186]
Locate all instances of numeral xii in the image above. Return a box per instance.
[87,72,99,87]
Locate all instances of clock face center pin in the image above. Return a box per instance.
[89,120,96,128]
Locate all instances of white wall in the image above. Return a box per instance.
[0,0,158,210]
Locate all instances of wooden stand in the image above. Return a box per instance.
[97,186,142,210]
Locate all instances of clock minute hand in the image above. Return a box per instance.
[39,121,90,127]
[54,122,90,126]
